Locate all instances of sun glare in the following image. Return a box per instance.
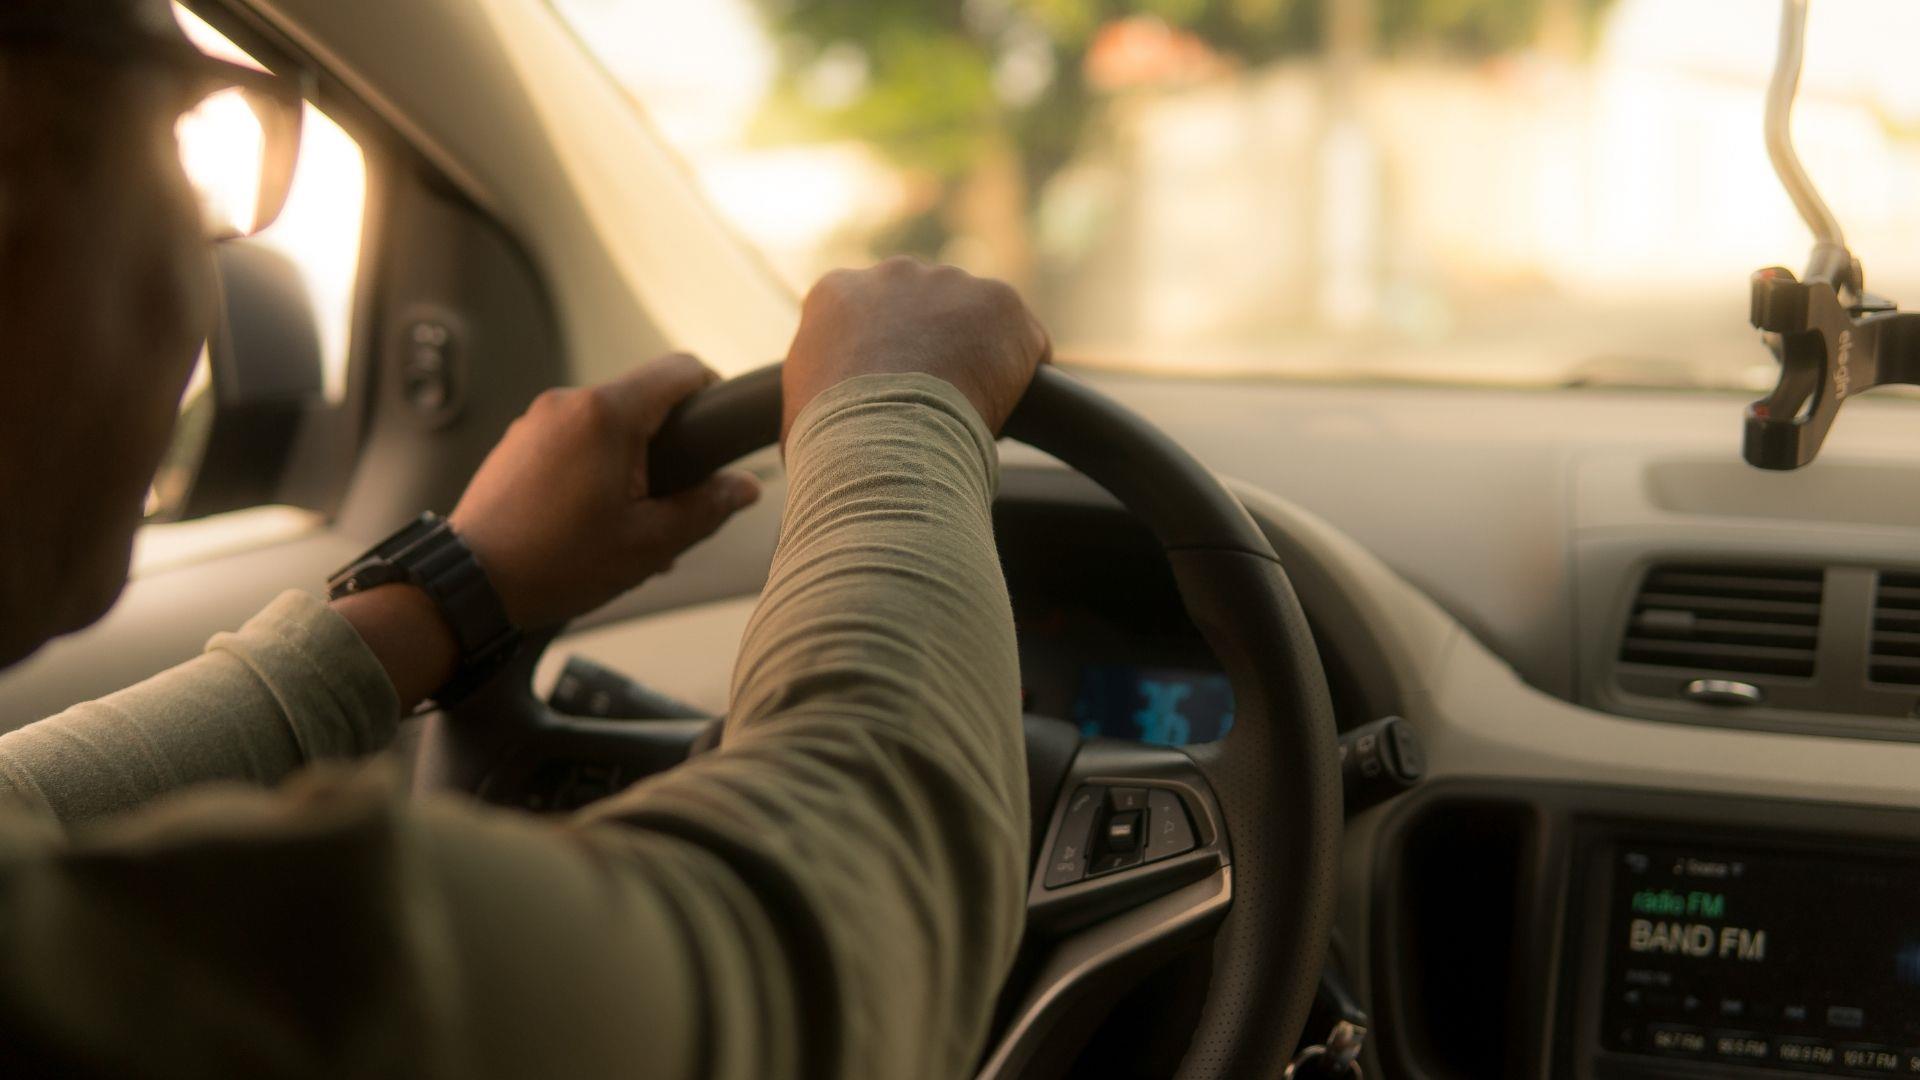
[170,3,367,403]
[140,5,372,544]
[175,88,264,237]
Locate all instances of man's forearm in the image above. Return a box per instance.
[582,373,1029,1077]
[0,591,400,824]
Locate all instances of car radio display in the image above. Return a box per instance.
[1600,840,1920,1073]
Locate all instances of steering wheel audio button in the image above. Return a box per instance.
[1144,789,1196,862]
[1043,785,1106,888]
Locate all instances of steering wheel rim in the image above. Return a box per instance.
[438,364,1343,1078]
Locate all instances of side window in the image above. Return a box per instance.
[139,5,369,570]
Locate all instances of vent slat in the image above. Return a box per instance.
[1642,571,1824,600]
[1647,564,1824,581]
[1869,571,1920,685]
[1875,585,1920,609]
[1869,655,1920,686]
[1619,563,1822,681]
[1869,628,1920,658]
[1626,617,1816,648]
[1634,593,1821,623]
[1622,639,1818,678]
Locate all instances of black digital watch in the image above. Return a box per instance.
[327,512,521,706]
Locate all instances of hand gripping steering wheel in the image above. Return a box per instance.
[432,364,1342,1079]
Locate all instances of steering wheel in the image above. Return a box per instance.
[421,365,1342,1079]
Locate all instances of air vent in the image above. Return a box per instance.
[1869,571,1920,686]
[1619,564,1823,679]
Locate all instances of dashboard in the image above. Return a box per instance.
[1104,378,1920,1080]
[435,377,1920,1080]
[531,376,1920,1080]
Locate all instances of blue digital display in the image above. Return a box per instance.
[1072,665,1234,745]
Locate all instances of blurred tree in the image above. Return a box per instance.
[751,0,1613,279]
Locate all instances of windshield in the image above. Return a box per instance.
[552,0,1920,390]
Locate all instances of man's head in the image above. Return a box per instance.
[0,0,219,667]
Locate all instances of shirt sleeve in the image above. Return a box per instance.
[0,373,1028,1080]
[0,590,401,825]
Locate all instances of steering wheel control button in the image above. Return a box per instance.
[1043,785,1105,888]
[1144,789,1196,862]
[1083,790,1179,876]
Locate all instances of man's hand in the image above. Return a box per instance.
[783,257,1051,440]
[450,354,761,630]
[335,355,756,710]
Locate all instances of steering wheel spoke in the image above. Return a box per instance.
[982,868,1231,1080]
[970,739,1237,1077]
[1026,739,1228,934]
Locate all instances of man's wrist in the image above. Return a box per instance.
[326,513,522,709]
[330,584,461,713]
[788,373,999,488]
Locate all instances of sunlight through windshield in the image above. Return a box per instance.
[552,0,1920,390]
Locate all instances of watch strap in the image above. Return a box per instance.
[328,513,521,706]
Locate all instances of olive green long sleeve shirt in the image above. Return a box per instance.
[0,374,1028,1079]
